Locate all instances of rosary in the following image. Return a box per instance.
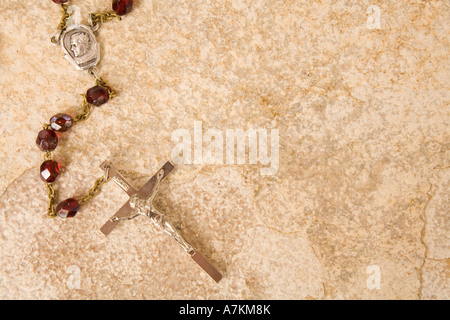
[37,0,222,283]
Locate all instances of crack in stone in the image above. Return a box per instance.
[0,167,35,201]
[416,165,449,300]
[262,221,326,299]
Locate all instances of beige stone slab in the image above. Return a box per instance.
[0,0,449,299]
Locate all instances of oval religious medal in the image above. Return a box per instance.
[60,24,100,70]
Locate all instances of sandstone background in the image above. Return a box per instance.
[0,0,448,299]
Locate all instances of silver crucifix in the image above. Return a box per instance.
[99,161,223,283]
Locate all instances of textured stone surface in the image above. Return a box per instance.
[0,0,448,299]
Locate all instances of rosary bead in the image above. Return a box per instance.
[56,198,79,218]
[112,0,133,16]
[86,86,110,106]
[40,160,61,183]
[36,129,58,151]
[50,113,73,132]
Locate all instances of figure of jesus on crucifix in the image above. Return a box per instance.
[111,169,195,255]
[99,161,222,283]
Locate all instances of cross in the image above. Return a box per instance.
[99,160,223,283]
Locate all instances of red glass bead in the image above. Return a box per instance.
[113,0,133,16]
[40,160,61,183]
[36,129,58,151]
[56,198,79,218]
[52,0,69,3]
[86,86,109,106]
[50,113,73,132]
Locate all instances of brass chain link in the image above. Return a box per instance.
[73,94,92,123]
[46,183,58,217]
[51,3,71,44]
[79,175,110,205]
[89,11,122,26]
[97,77,118,99]
[87,67,119,99]
[45,174,110,217]
[56,4,71,31]
[43,150,52,161]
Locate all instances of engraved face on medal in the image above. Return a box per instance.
[61,24,100,70]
